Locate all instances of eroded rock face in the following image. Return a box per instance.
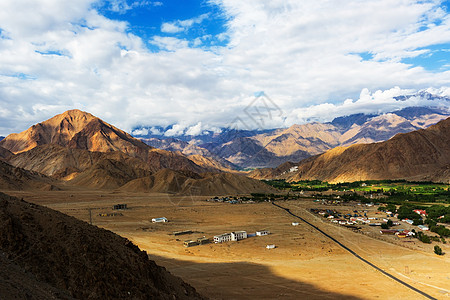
[0,192,205,300]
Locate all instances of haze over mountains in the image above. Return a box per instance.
[0,110,274,194]
[250,117,450,183]
[138,106,449,169]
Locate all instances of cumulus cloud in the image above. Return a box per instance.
[1,0,450,136]
[287,87,450,124]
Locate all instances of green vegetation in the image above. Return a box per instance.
[264,179,450,204]
[416,231,432,244]
[434,245,443,255]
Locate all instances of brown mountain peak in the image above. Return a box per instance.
[0,109,99,154]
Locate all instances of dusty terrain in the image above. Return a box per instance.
[8,189,450,300]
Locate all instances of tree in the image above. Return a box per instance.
[413,218,423,226]
[434,245,443,255]
[381,223,389,229]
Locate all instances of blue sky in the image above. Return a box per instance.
[0,0,450,136]
[97,0,229,50]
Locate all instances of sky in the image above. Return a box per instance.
[1,0,450,136]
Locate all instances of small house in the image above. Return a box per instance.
[256,230,270,236]
[413,209,428,217]
[152,217,168,223]
[184,240,198,247]
[197,237,210,245]
[266,244,276,249]
[292,222,299,226]
[418,225,429,231]
[231,231,247,241]
[113,204,127,210]
[214,233,232,243]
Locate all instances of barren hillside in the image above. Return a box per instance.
[284,117,450,183]
[0,192,204,299]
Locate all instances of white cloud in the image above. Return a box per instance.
[185,122,203,136]
[161,23,183,34]
[131,128,149,136]
[1,0,450,136]
[161,13,209,33]
[164,124,186,136]
[287,87,450,124]
[106,0,163,13]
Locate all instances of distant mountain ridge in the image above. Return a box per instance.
[137,106,450,169]
[250,117,450,183]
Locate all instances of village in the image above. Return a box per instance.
[309,200,448,247]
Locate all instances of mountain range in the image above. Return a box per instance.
[138,106,449,169]
[250,117,450,183]
[0,110,275,195]
[0,106,449,194]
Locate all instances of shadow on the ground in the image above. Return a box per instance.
[149,253,363,300]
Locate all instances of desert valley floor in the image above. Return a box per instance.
[6,189,449,300]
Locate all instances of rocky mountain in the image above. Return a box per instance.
[0,146,13,161]
[141,137,238,171]
[0,192,204,299]
[2,110,275,194]
[0,109,215,174]
[0,160,55,190]
[135,106,449,169]
[0,136,4,141]
[120,169,278,195]
[264,117,450,183]
[7,144,151,180]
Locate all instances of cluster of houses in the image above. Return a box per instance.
[206,196,255,204]
[312,206,434,239]
[311,208,375,226]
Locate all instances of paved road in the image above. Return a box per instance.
[272,202,437,300]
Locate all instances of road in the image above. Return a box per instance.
[272,202,437,300]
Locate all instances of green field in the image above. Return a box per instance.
[264,179,450,204]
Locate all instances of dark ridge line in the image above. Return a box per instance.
[271,202,437,300]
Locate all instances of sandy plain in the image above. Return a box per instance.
[7,189,450,300]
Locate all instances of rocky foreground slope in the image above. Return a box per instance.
[0,192,204,300]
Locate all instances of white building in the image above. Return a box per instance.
[214,233,232,243]
[152,217,168,223]
[256,230,270,236]
[266,244,276,249]
[292,222,299,226]
[231,231,247,241]
[214,231,248,243]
